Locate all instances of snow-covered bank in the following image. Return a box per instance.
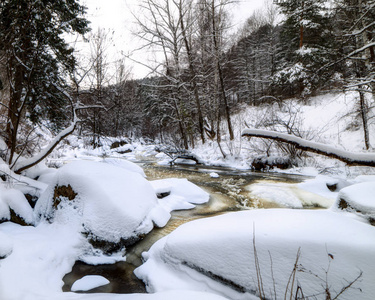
[0,159,212,299]
[135,209,375,300]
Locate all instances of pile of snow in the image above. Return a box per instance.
[135,209,375,300]
[0,187,34,224]
[333,181,375,221]
[34,160,158,244]
[71,275,110,292]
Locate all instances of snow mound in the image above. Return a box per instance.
[333,182,375,222]
[71,275,110,292]
[135,209,375,300]
[0,187,34,225]
[34,160,158,244]
[151,178,210,208]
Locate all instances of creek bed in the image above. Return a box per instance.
[63,162,311,294]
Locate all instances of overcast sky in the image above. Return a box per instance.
[78,0,267,79]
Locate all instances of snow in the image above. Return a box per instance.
[102,158,146,177]
[0,222,85,300]
[34,160,158,243]
[71,275,110,292]
[135,209,375,300]
[39,291,230,300]
[242,128,375,166]
[146,178,210,227]
[210,172,220,178]
[0,160,216,300]
[334,181,375,217]
[0,91,374,300]
[0,188,34,224]
[0,229,13,258]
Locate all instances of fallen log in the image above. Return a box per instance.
[242,129,375,167]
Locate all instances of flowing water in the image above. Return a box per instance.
[62,162,313,294]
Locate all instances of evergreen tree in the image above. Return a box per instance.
[274,0,338,97]
[333,0,375,149]
[0,0,90,166]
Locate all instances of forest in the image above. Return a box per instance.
[0,0,374,173]
[1,1,375,300]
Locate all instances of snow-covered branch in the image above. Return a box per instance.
[13,119,78,174]
[242,129,375,167]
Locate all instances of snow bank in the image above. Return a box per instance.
[0,222,85,300]
[34,160,158,243]
[135,209,375,300]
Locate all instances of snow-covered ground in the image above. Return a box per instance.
[0,92,374,299]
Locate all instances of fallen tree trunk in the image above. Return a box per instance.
[242,129,375,167]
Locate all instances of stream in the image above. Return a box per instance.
[62,162,313,294]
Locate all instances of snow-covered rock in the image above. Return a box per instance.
[34,160,158,247]
[145,178,210,228]
[71,275,110,292]
[333,181,375,224]
[151,178,210,211]
[135,209,375,300]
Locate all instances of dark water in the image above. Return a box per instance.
[62,163,310,294]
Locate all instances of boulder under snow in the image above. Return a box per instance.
[34,160,158,250]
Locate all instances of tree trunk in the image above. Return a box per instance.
[211,0,234,141]
[179,1,205,144]
[242,129,375,167]
[359,89,371,150]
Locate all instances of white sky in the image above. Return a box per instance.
[78,0,268,79]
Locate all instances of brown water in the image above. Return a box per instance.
[62,163,310,294]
